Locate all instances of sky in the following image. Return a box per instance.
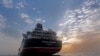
[0,0,100,55]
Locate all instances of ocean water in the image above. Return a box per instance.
[0,52,100,56]
[59,52,100,56]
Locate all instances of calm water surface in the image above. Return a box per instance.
[1,53,100,56]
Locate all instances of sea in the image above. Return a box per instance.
[0,52,100,56]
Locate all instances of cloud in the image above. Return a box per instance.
[61,33,100,53]
[20,12,29,18]
[0,14,6,28]
[16,1,25,9]
[37,11,40,14]
[25,19,33,24]
[58,0,100,38]
[0,32,21,55]
[19,13,46,24]
[2,0,13,8]
[19,12,33,24]
[58,0,100,53]
[14,22,21,26]
[33,8,36,11]
[62,1,65,4]
[35,18,46,23]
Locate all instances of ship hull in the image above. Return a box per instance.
[18,38,62,56]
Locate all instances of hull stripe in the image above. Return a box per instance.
[22,47,61,52]
[24,47,61,49]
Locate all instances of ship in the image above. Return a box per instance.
[18,23,62,56]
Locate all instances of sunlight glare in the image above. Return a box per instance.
[67,38,81,43]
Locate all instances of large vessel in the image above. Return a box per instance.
[18,23,62,56]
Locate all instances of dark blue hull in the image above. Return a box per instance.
[18,38,62,56]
